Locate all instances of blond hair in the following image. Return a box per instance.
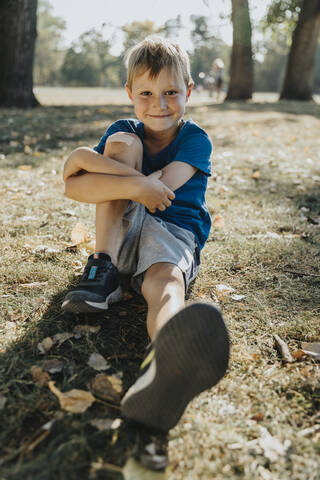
[125,36,193,90]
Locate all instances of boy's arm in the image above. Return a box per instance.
[64,171,175,211]
[63,147,143,182]
[159,161,198,191]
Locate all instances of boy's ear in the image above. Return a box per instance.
[125,83,134,103]
[186,83,194,102]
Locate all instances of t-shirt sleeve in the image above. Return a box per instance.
[93,120,132,154]
[173,133,212,176]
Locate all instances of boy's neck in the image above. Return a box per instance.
[144,121,183,147]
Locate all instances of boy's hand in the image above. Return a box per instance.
[135,171,175,213]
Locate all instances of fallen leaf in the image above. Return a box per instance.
[52,332,74,346]
[0,396,7,410]
[123,457,167,479]
[73,324,101,339]
[17,164,31,171]
[19,282,47,289]
[251,412,264,422]
[71,222,90,245]
[32,245,60,254]
[301,342,320,361]
[231,294,245,301]
[215,284,235,294]
[292,349,307,360]
[48,381,95,413]
[212,214,225,228]
[88,353,110,371]
[41,359,64,374]
[90,373,122,402]
[252,170,260,179]
[89,417,122,431]
[31,366,50,386]
[38,337,54,354]
[274,335,294,363]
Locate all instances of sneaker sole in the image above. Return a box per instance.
[61,286,123,313]
[121,302,230,431]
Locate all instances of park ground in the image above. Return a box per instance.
[0,88,319,480]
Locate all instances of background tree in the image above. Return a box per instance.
[34,0,66,85]
[280,0,320,99]
[0,0,39,107]
[225,0,253,100]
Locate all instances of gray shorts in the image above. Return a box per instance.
[115,201,201,294]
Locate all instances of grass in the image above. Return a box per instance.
[0,89,319,479]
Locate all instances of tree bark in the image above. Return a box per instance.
[280,0,320,100]
[0,0,39,107]
[225,0,253,100]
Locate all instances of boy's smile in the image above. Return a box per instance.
[126,68,193,145]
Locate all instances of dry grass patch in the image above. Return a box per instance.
[0,96,319,479]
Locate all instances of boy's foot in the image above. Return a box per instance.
[121,302,230,432]
[62,253,122,313]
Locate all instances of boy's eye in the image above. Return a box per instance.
[140,91,151,96]
[166,90,178,95]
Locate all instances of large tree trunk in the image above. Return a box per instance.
[280,0,320,100]
[0,0,39,107]
[225,0,253,101]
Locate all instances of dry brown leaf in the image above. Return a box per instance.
[31,366,51,387]
[71,222,90,245]
[90,374,123,403]
[38,337,54,354]
[252,170,260,179]
[212,214,225,228]
[52,332,74,346]
[292,349,307,360]
[73,324,101,339]
[41,359,64,374]
[17,164,31,171]
[273,334,294,363]
[48,381,95,413]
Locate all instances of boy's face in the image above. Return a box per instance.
[126,67,193,134]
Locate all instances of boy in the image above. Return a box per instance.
[62,36,229,432]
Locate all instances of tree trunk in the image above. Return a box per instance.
[280,0,320,100]
[225,0,253,100]
[0,0,39,107]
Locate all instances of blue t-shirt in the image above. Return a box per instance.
[94,118,212,249]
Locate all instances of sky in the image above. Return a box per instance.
[49,0,270,54]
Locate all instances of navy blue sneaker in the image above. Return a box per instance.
[121,303,230,431]
[62,253,122,313]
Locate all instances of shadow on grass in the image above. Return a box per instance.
[0,283,170,479]
[1,100,319,159]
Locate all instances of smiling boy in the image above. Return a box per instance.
[62,36,229,431]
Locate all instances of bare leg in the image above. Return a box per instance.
[95,134,142,265]
[141,263,186,340]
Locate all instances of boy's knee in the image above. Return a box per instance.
[104,132,142,168]
[141,263,184,300]
[105,132,143,170]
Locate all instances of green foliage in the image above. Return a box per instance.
[34,0,66,85]
[60,27,121,87]
[261,0,302,37]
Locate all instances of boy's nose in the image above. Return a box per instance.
[153,95,167,110]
